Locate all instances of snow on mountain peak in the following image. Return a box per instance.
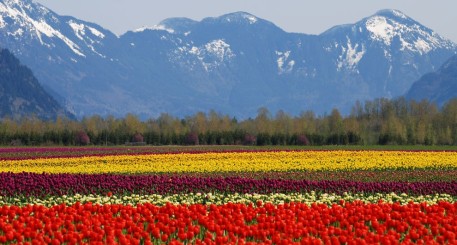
[365,10,412,46]
[216,12,259,25]
[0,1,86,56]
[365,15,396,46]
[175,39,235,72]
[67,20,107,57]
[87,26,105,39]
[1,0,50,20]
[205,39,234,60]
[364,10,456,54]
[242,14,258,24]
[0,0,113,58]
[158,17,198,34]
[68,20,85,40]
[133,24,175,34]
[375,9,408,19]
[391,10,408,19]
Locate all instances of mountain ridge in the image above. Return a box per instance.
[0,48,72,119]
[406,54,457,104]
[1,0,456,118]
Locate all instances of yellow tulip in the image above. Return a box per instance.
[0,151,456,174]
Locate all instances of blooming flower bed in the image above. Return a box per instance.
[0,202,456,244]
[0,148,456,244]
[0,146,258,160]
[1,192,456,207]
[2,150,457,174]
[1,173,457,197]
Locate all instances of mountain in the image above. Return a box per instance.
[406,54,457,105]
[313,9,456,110]
[0,48,71,119]
[0,0,121,116]
[1,0,456,118]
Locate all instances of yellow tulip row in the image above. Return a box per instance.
[1,151,456,174]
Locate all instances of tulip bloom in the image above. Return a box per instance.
[0,202,456,244]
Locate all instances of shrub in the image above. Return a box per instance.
[132,133,144,143]
[10,139,22,146]
[75,131,90,145]
[185,132,199,145]
[243,134,256,145]
[297,134,310,145]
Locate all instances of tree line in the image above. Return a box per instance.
[1,97,457,146]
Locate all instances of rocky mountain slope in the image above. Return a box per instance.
[1,0,455,118]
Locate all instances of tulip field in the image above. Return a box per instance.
[0,147,457,244]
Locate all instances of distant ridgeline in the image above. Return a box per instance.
[1,97,457,146]
[0,0,456,119]
[407,54,457,105]
[0,48,73,120]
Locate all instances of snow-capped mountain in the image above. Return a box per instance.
[0,0,455,118]
[0,0,121,115]
[0,0,119,60]
[311,9,457,110]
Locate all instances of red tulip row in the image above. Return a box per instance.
[0,201,456,244]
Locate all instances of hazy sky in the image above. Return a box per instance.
[34,0,457,42]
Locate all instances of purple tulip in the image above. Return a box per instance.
[0,172,456,198]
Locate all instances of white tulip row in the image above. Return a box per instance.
[0,191,455,207]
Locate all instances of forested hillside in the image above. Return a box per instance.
[407,55,457,105]
[1,98,456,146]
[0,49,71,120]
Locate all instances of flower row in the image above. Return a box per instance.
[0,146,257,161]
[0,202,456,244]
[2,150,457,173]
[1,173,457,197]
[170,169,457,182]
[1,192,455,207]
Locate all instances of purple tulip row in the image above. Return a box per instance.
[3,147,456,161]
[0,147,117,153]
[0,148,285,161]
[1,172,456,197]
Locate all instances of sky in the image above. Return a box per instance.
[34,0,457,42]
